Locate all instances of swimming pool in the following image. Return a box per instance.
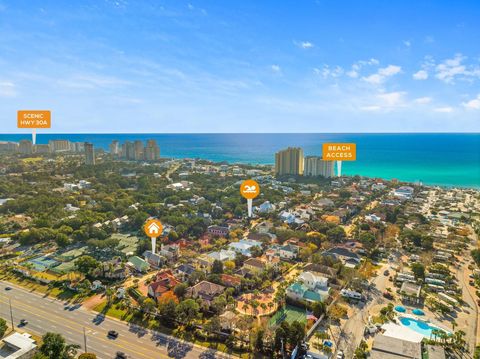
[394,305,406,313]
[399,316,449,338]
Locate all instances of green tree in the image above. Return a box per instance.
[79,354,97,359]
[173,283,188,299]
[40,332,80,359]
[176,299,200,327]
[312,301,326,319]
[411,263,425,280]
[288,321,305,347]
[474,345,480,359]
[55,233,70,247]
[211,259,224,274]
[0,318,7,338]
[74,256,99,275]
[472,249,480,267]
[158,299,177,326]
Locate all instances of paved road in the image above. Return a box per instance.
[0,281,228,359]
[336,262,390,358]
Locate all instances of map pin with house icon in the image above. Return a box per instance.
[144,219,163,254]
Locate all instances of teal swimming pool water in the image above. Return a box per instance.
[399,316,449,338]
[394,305,406,313]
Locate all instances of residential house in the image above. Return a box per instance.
[148,270,181,301]
[143,250,166,268]
[220,274,242,291]
[323,247,360,267]
[175,263,196,280]
[243,258,267,274]
[303,263,337,279]
[266,243,299,260]
[207,249,236,263]
[207,225,229,237]
[228,239,262,257]
[159,243,180,260]
[286,271,330,304]
[257,201,276,214]
[101,257,128,279]
[187,280,225,306]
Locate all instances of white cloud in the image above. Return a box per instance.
[434,107,454,113]
[271,64,281,73]
[413,70,428,80]
[435,54,467,83]
[346,70,359,78]
[414,97,432,104]
[403,40,411,47]
[314,65,343,78]
[297,41,314,49]
[0,81,16,97]
[462,94,480,110]
[360,105,381,111]
[377,91,406,107]
[360,91,406,111]
[363,65,401,84]
[346,58,379,78]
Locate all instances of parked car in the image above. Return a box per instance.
[4,286,12,291]
[383,269,390,276]
[337,350,345,359]
[383,291,393,299]
[108,330,119,339]
[116,352,127,359]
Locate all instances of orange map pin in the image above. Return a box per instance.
[240,179,260,217]
[144,219,163,254]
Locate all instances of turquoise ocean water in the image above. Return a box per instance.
[0,133,478,188]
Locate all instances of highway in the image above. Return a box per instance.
[0,281,227,359]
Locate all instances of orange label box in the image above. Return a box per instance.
[322,143,356,161]
[17,110,51,128]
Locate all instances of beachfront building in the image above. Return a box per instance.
[304,156,335,178]
[84,142,95,165]
[275,147,304,175]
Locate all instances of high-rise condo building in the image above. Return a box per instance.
[304,156,335,178]
[275,147,304,175]
[84,142,95,165]
[34,144,51,154]
[109,140,120,156]
[19,140,33,154]
[48,140,71,152]
[0,142,19,152]
[144,139,160,161]
[121,141,135,160]
[73,142,85,153]
[134,140,144,161]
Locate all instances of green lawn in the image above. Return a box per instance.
[0,271,79,301]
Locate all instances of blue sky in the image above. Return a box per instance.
[0,0,479,133]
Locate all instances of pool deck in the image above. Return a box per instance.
[381,322,424,343]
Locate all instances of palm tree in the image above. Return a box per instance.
[105,287,114,305]
[260,303,267,315]
[268,302,274,313]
